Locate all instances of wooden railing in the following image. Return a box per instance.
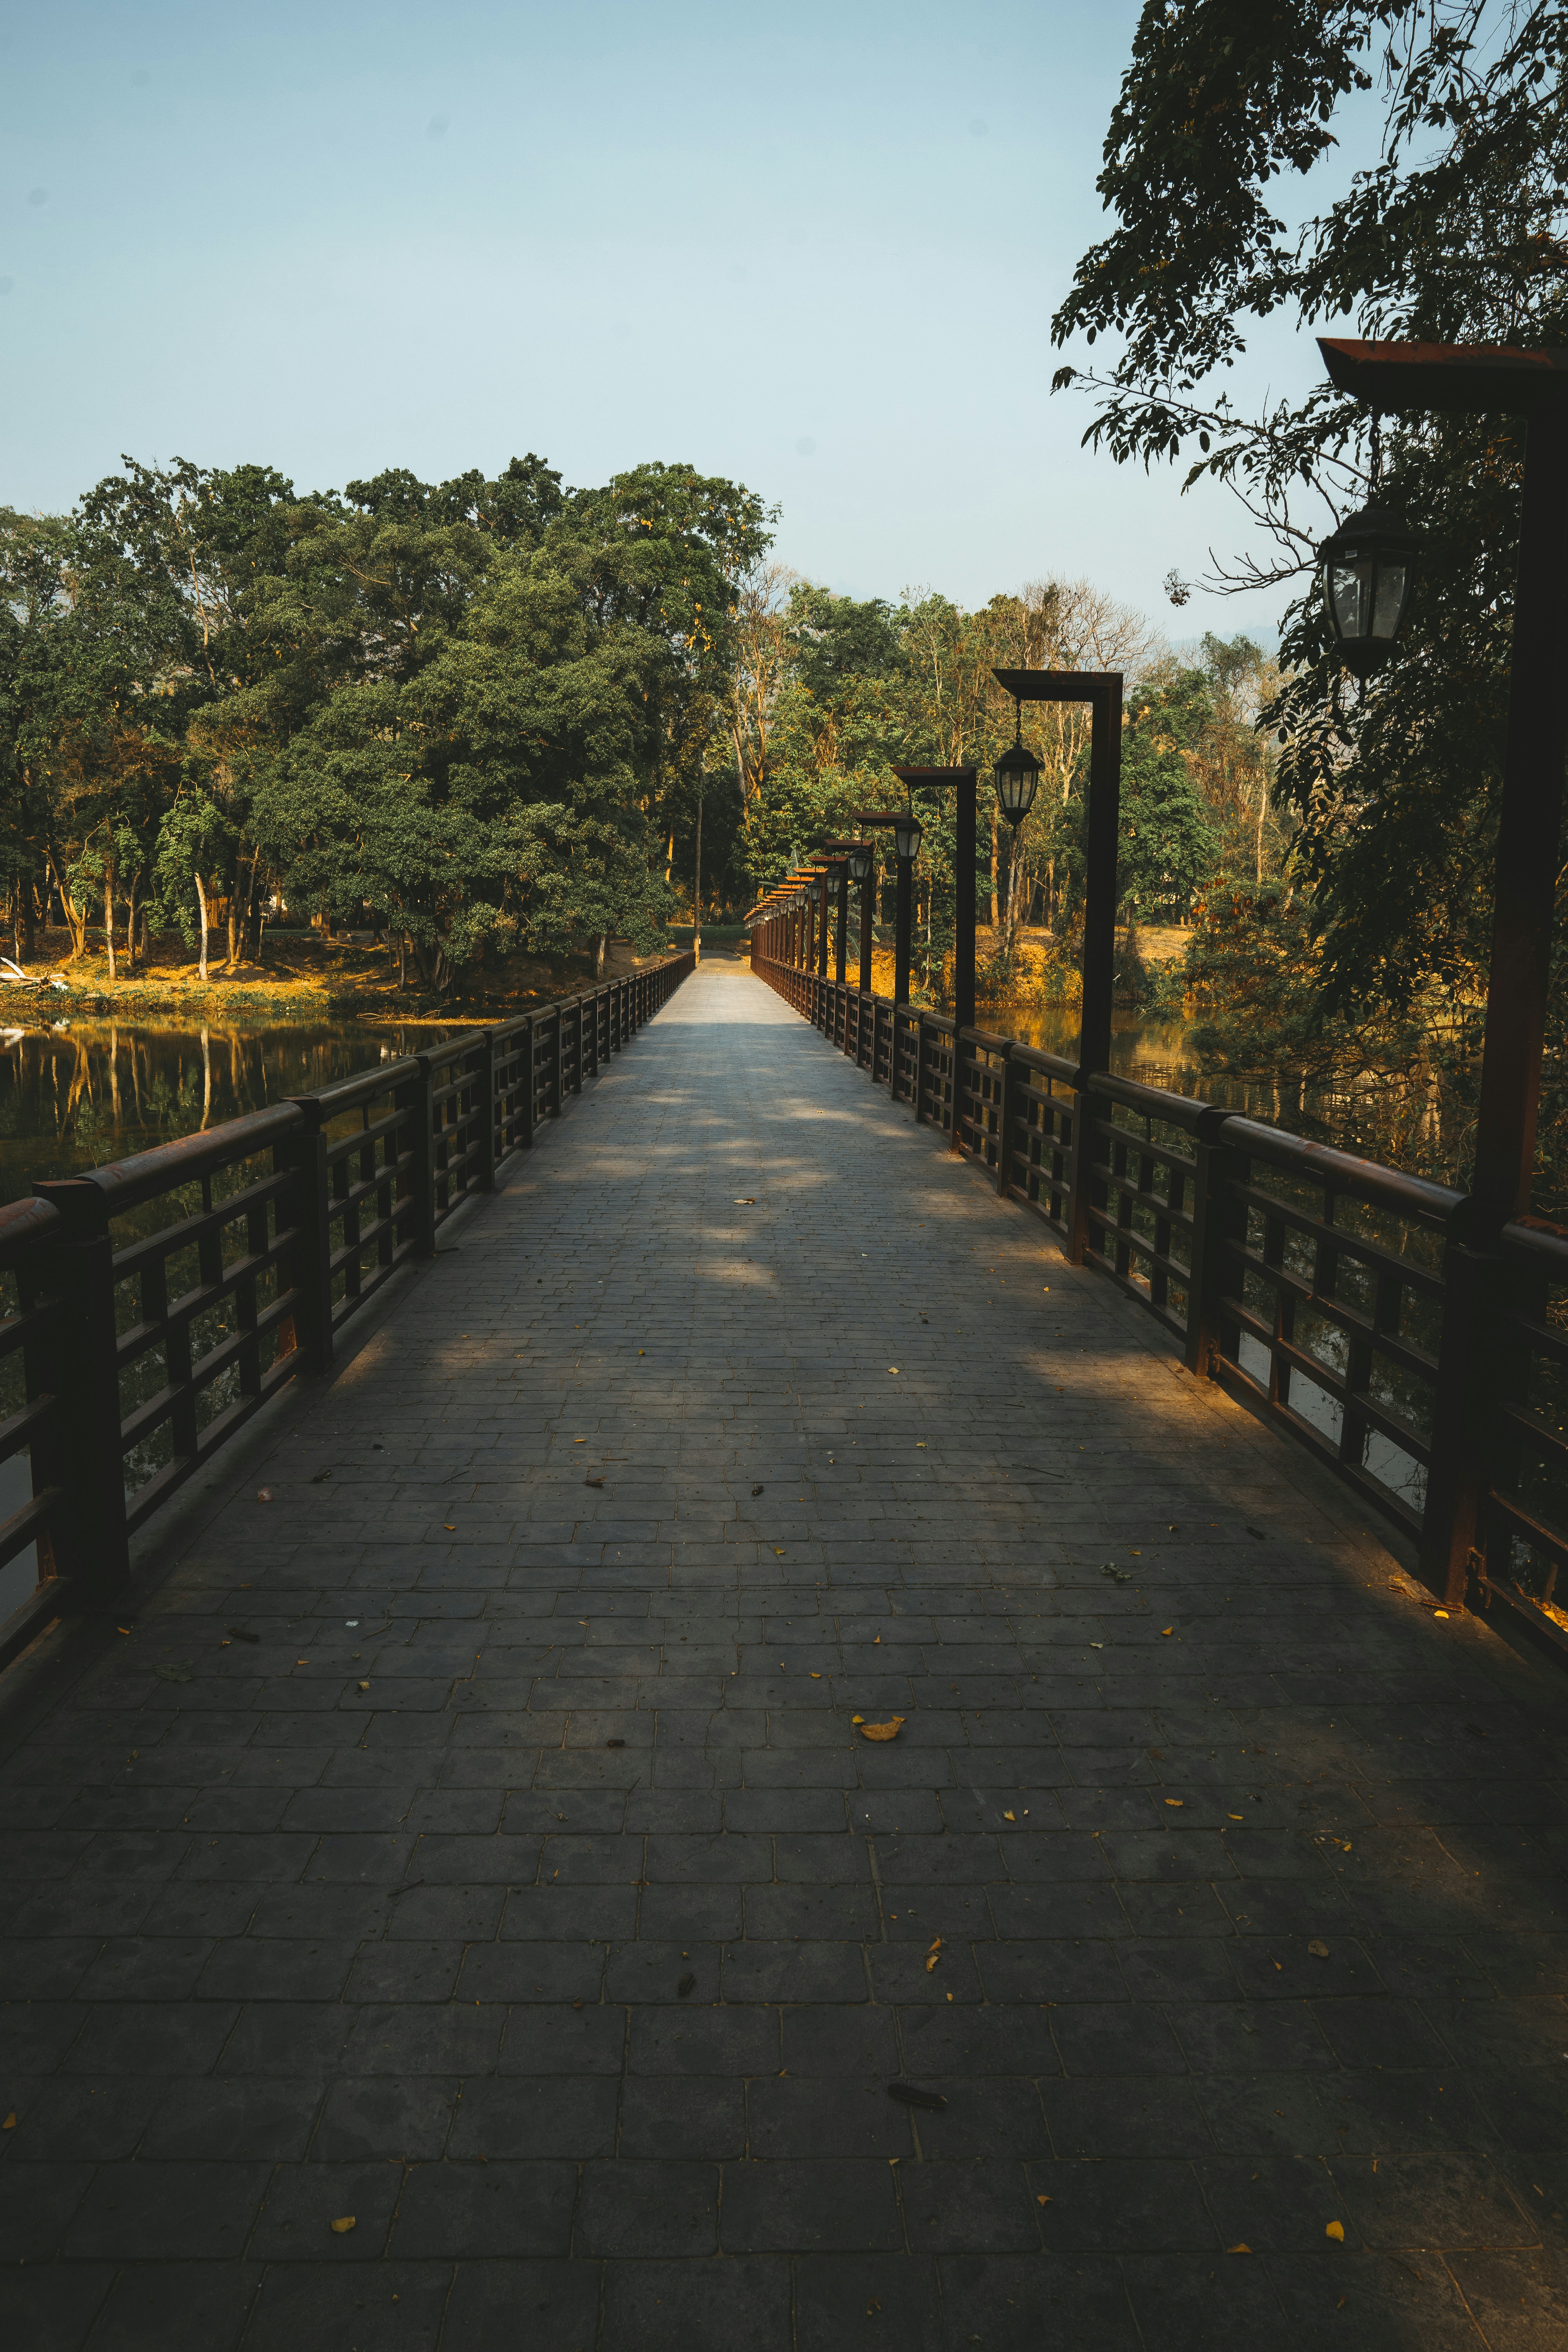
[0,954,694,1673]
[753,952,1568,1670]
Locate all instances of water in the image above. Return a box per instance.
[0,1015,470,1208]
[980,1001,1281,1119]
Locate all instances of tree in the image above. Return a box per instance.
[1051,0,1568,1062]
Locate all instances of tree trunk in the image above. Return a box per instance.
[399,931,407,991]
[245,849,263,959]
[692,797,703,963]
[595,933,607,979]
[46,848,86,959]
[103,866,116,983]
[20,881,34,965]
[125,877,139,975]
[989,803,999,930]
[195,872,209,985]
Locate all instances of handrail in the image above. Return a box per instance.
[0,949,695,1672]
[744,946,1563,1645]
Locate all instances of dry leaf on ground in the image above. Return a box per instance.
[330,2216,356,2234]
[1325,2220,1345,2242]
[859,1717,904,1741]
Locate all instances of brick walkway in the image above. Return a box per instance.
[4,957,1567,2349]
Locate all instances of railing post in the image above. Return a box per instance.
[475,1032,497,1193]
[402,1054,438,1259]
[1184,1107,1240,1376]
[1065,1068,1100,1266]
[995,1041,1016,1197]
[1419,1238,1498,1605]
[915,1016,929,1124]
[29,1181,130,1598]
[278,1110,334,1371]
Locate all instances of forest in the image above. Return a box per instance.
[0,454,1274,1002]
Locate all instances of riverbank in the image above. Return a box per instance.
[0,930,676,1025]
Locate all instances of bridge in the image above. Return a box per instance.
[0,951,1565,2348]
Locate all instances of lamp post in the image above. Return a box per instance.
[855,810,923,1003]
[990,668,1123,1104]
[891,768,980,1035]
[847,840,875,992]
[807,872,823,977]
[1315,340,1568,1243]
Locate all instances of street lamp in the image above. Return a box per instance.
[892,809,923,864]
[847,842,874,885]
[1316,334,1568,1608]
[1318,502,1418,677]
[994,707,1042,828]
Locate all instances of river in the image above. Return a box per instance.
[0,1014,465,1208]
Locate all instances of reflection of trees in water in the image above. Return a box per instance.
[988,1001,1461,1181]
[0,1021,397,1174]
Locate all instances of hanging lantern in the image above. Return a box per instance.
[995,708,1042,829]
[825,866,843,905]
[1318,504,1417,677]
[808,876,822,907]
[847,841,874,885]
[892,810,923,862]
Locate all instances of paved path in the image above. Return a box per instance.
[4,958,1568,2350]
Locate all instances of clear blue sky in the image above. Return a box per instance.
[0,0,1344,642]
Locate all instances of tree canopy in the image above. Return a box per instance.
[0,453,773,987]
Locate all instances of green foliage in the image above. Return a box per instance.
[1053,0,1568,1020]
[0,452,773,987]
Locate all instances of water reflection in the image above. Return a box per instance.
[0,1018,468,1208]
[986,1001,1359,1140]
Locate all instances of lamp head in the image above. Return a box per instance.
[1318,503,1417,677]
[892,809,923,862]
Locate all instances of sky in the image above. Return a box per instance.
[0,0,1366,646]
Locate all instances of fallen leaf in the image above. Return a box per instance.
[1308,1939,1330,1960]
[1229,1812,1244,1820]
[1003,1811,1016,1822]
[256,1488,272,1503]
[1160,1627,1174,1637]
[1325,2220,1345,2242]
[330,2216,356,2234]
[117,1626,131,1635]
[1227,2242,1251,2254]
[859,1717,905,1741]
[1036,2194,1050,2205]
[852,1715,865,1724]
[811,1671,821,1679]
[925,1954,940,1973]
[888,1367,899,1375]
[752,1483,764,1495]
[886,2080,947,2110]
[1164,1798,1183,1808]
[584,1476,604,1488]
[677,1972,696,1996]
[1433,1609,1450,1619]
[357,1681,370,1692]
[2,2112,15,2130]
[605,1738,625,1749]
